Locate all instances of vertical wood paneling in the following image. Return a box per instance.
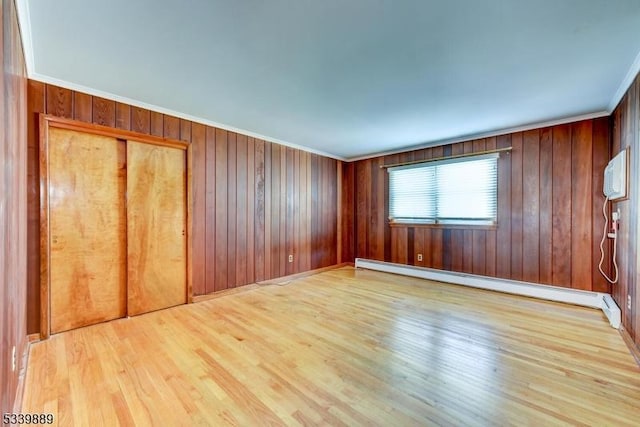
[369,158,379,260]
[496,135,512,278]
[611,73,640,348]
[393,228,408,264]
[115,103,131,130]
[227,132,237,288]
[131,107,151,134]
[329,159,338,265]
[1,2,28,413]
[215,129,228,291]
[308,154,316,269]
[286,148,295,275]
[571,121,593,290]
[522,130,540,282]
[591,118,610,293]
[539,128,553,284]
[264,143,272,280]
[372,158,386,261]
[471,229,485,276]
[355,161,369,258]
[510,133,523,281]
[484,137,497,277]
[414,228,425,267]
[407,228,415,265]
[271,145,281,278]
[163,115,180,140]
[319,157,328,267]
[45,85,72,118]
[150,112,163,137]
[180,119,191,143]
[191,123,206,296]
[254,139,266,282]
[91,97,115,127]
[236,134,248,286]
[299,151,309,270]
[204,127,216,294]
[631,78,640,345]
[73,92,92,122]
[293,150,301,273]
[247,137,256,284]
[306,153,313,270]
[621,86,634,335]
[552,125,572,287]
[279,146,287,274]
[375,157,385,261]
[611,103,625,322]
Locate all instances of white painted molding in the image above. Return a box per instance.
[609,48,640,112]
[27,72,346,162]
[354,258,621,328]
[346,111,610,162]
[15,0,35,75]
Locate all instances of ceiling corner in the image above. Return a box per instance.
[608,48,640,112]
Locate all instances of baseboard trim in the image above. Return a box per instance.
[619,326,640,367]
[192,284,262,303]
[13,335,35,412]
[256,263,352,286]
[192,263,352,302]
[355,258,621,328]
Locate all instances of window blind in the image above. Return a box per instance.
[388,153,498,225]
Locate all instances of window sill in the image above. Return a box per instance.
[389,222,497,231]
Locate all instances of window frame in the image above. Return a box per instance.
[387,152,499,228]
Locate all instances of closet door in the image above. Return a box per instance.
[127,141,187,315]
[48,128,127,334]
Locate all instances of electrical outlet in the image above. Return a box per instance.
[417,254,423,262]
[288,254,293,263]
[628,295,632,310]
[612,209,621,221]
[11,346,16,372]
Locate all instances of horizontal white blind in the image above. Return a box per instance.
[388,153,498,225]
[389,166,436,222]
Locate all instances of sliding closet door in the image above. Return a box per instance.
[127,141,187,315]
[48,128,127,334]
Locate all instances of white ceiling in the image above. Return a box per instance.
[18,0,640,160]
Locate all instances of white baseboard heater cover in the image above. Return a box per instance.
[354,258,621,329]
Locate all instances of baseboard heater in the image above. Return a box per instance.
[354,258,621,329]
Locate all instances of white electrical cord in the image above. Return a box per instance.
[598,197,619,284]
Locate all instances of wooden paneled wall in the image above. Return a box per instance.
[1,0,28,414]
[27,82,339,334]
[611,72,640,353]
[343,118,612,293]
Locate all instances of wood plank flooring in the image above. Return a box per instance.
[22,267,640,426]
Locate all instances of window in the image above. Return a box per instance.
[388,153,498,225]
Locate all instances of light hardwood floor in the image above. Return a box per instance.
[22,267,640,426]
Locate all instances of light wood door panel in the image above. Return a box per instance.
[48,128,127,333]
[127,141,187,315]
